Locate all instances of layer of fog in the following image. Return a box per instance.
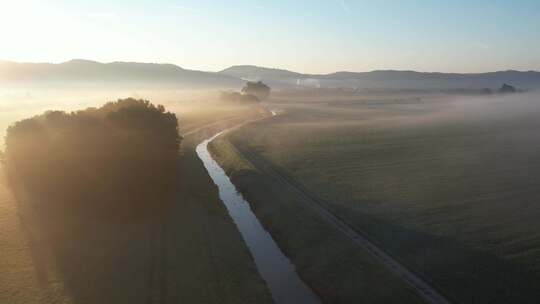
[2,84,539,149]
[349,92,540,128]
[447,92,540,120]
[392,92,540,133]
[0,87,221,147]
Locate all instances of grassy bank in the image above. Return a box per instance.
[209,134,424,304]
[0,102,272,304]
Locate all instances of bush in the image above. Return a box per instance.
[4,98,181,218]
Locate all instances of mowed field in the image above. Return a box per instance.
[223,93,540,303]
[0,100,272,304]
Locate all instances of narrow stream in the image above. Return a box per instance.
[196,131,320,304]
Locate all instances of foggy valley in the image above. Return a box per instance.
[2,1,540,304]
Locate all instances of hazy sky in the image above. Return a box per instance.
[1,0,539,73]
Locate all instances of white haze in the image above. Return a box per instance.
[0,87,219,148]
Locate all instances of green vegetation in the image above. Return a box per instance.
[499,83,517,93]
[218,81,271,104]
[0,100,272,304]
[215,94,540,304]
[210,133,423,304]
[5,98,181,217]
[241,81,271,100]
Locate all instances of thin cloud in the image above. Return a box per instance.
[336,0,350,14]
[172,5,201,14]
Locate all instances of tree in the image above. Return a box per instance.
[498,83,517,94]
[241,81,271,100]
[4,98,181,219]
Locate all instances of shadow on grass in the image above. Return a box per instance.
[11,179,173,304]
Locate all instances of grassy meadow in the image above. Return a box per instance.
[219,92,540,303]
[210,135,424,303]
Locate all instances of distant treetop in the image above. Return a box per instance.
[241,81,271,100]
[498,83,517,93]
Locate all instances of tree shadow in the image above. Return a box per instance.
[12,180,169,304]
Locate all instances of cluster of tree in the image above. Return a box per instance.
[474,83,519,95]
[241,81,271,100]
[4,98,181,219]
[219,81,271,103]
[498,83,517,93]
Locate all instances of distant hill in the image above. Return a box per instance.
[220,65,303,80]
[0,59,242,88]
[220,65,540,90]
[2,60,540,91]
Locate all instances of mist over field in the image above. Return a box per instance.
[2,1,540,303]
[0,87,228,147]
[2,84,540,304]
[442,92,540,121]
[212,89,540,303]
[0,85,271,304]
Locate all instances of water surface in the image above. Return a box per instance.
[196,132,320,304]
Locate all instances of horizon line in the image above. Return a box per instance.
[1,58,539,76]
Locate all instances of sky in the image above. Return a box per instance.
[1,0,539,74]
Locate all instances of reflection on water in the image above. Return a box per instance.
[196,132,320,304]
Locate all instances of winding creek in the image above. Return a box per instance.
[196,129,320,304]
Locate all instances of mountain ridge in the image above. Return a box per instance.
[220,65,540,89]
[0,60,241,88]
[220,65,540,77]
[2,60,540,90]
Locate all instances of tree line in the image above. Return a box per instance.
[220,81,271,103]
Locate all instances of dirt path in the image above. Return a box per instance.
[226,115,453,304]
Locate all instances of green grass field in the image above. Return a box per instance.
[210,135,425,303]
[218,93,540,303]
[0,101,272,304]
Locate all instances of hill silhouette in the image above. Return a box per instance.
[2,60,540,90]
[220,65,540,90]
[0,60,242,88]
